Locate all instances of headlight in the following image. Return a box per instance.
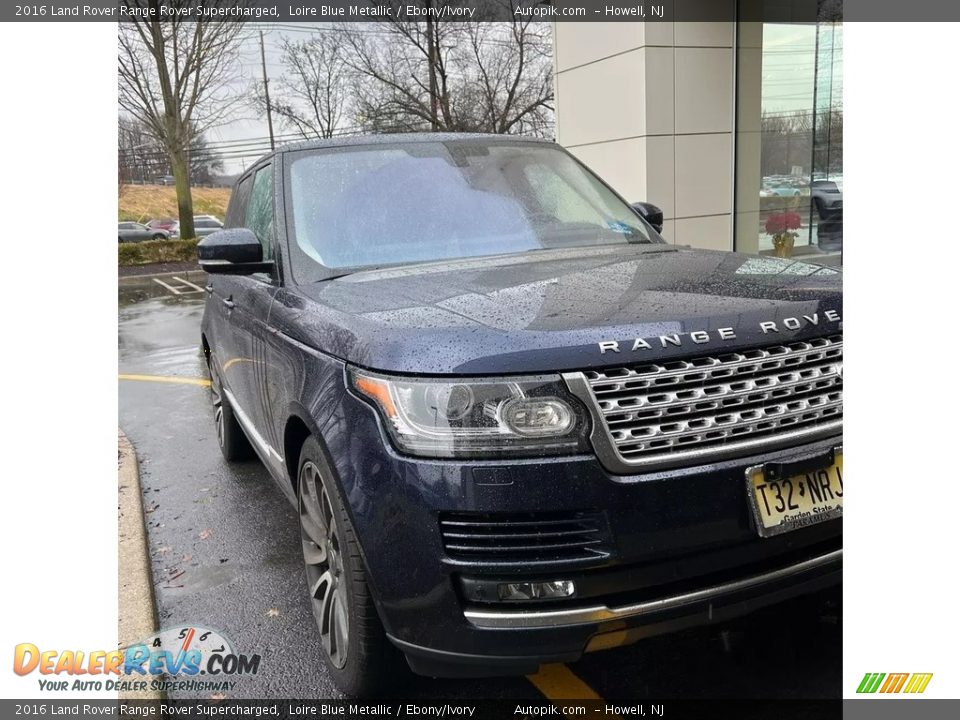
[349,369,590,459]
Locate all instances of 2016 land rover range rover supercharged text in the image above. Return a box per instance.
[198,134,842,696]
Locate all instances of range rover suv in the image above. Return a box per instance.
[198,134,842,696]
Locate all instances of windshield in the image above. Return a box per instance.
[285,140,660,279]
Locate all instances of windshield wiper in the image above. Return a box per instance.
[317,271,357,282]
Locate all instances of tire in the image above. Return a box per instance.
[208,354,253,461]
[152,233,166,241]
[297,436,403,696]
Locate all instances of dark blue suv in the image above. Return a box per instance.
[198,134,842,696]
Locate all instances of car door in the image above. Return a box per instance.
[224,163,285,468]
[207,174,254,417]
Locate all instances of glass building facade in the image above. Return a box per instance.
[735,14,843,262]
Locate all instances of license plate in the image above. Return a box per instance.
[746,451,843,537]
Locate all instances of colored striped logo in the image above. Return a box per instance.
[857,672,933,694]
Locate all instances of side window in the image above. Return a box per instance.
[246,165,274,261]
[225,175,253,228]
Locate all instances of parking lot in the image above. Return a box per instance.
[118,276,842,703]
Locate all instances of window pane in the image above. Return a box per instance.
[226,175,253,228]
[735,17,842,264]
[245,165,274,260]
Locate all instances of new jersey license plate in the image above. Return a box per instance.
[747,451,843,537]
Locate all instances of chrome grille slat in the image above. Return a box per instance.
[616,395,842,454]
[588,337,841,392]
[446,539,605,553]
[439,512,611,565]
[577,335,842,468]
[598,360,840,416]
[439,518,593,529]
[442,528,600,540]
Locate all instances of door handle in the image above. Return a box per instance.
[205,284,214,295]
[222,296,235,309]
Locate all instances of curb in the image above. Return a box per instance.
[117,429,165,700]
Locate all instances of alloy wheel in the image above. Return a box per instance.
[299,461,350,669]
[210,370,225,449]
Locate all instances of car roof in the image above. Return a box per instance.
[243,132,554,172]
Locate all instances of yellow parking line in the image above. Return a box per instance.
[119,373,211,388]
[527,663,604,711]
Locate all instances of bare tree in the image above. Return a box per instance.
[117,0,246,239]
[119,116,224,186]
[462,18,554,135]
[760,110,813,177]
[340,9,553,135]
[251,31,351,139]
[119,115,172,184]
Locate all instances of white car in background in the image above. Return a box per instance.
[170,216,224,239]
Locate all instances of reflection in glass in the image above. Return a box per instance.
[735,15,842,263]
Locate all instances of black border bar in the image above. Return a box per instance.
[8,0,960,23]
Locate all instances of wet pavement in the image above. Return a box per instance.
[118,278,841,702]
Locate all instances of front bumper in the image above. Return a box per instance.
[394,548,840,677]
[320,390,842,678]
[463,548,840,630]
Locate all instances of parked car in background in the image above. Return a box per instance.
[168,217,222,239]
[147,218,178,232]
[763,183,804,197]
[193,216,224,237]
[155,175,175,186]
[813,174,843,192]
[118,222,168,243]
[811,180,843,253]
[761,175,810,197]
[811,180,843,219]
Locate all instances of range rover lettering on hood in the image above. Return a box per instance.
[598,310,842,354]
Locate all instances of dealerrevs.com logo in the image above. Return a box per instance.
[13,625,260,693]
[857,672,934,694]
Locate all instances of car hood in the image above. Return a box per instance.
[271,245,843,375]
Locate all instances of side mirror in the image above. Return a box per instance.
[197,228,273,275]
[631,202,664,233]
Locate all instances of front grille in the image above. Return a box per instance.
[439,511,610,566]
[582,335,842,469]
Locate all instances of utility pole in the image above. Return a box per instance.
[260,30,275,151]
[425,0,439,131]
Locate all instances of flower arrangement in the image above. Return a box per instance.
[764,211,802,257]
